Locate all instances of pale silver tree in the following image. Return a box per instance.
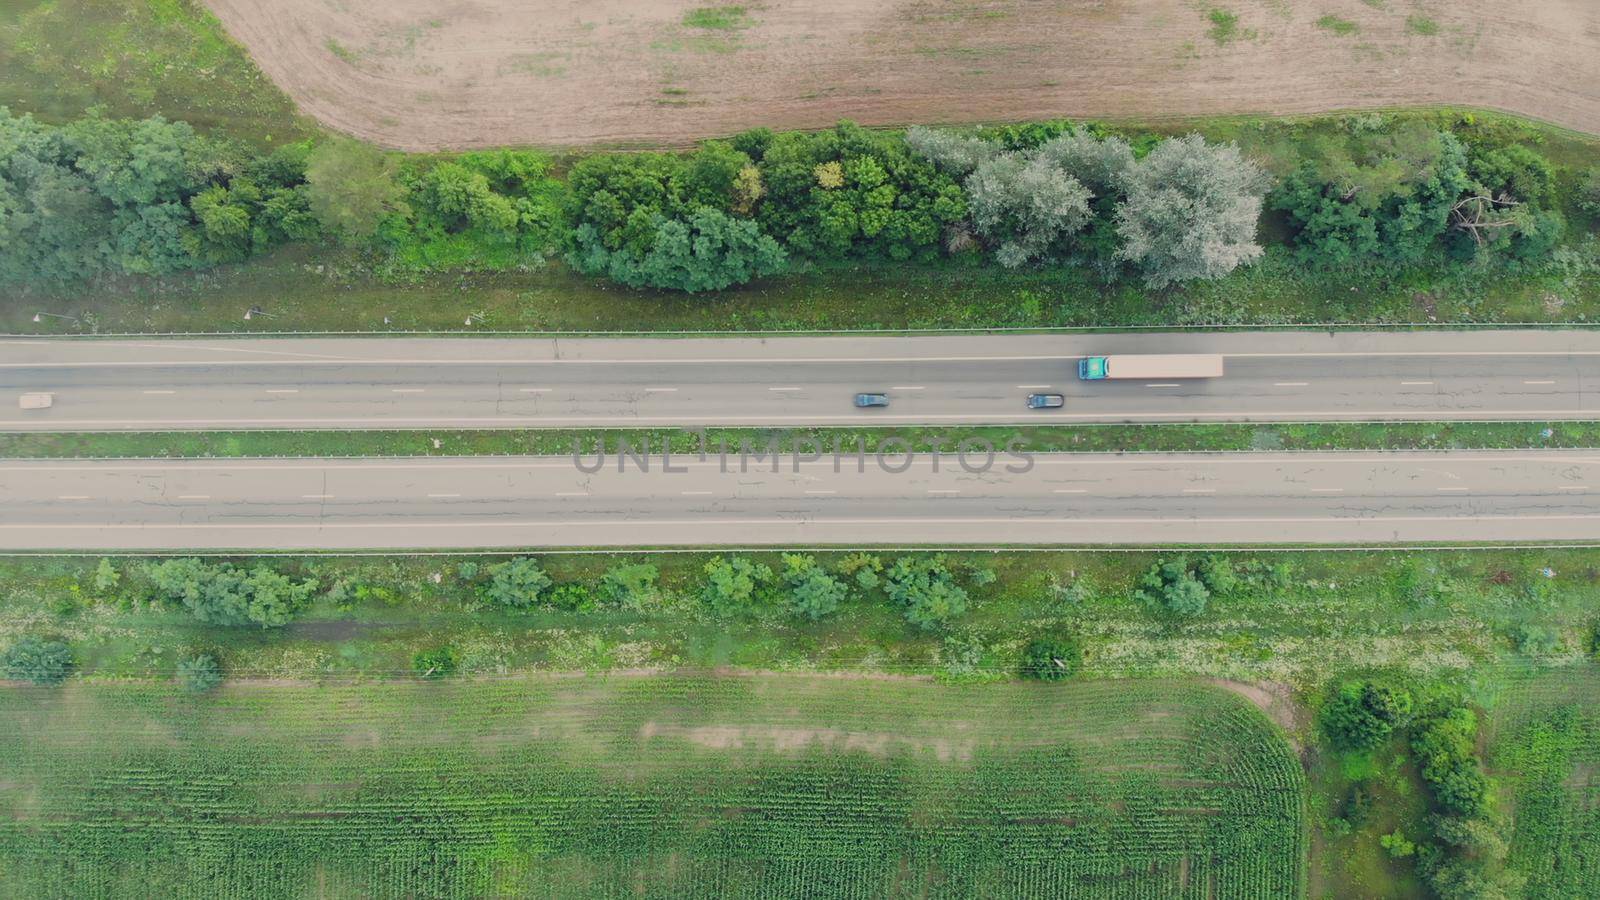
[966,152,1093,268]
[1035,130,1135,198]
[904,126,997,176]
[1114,134,1270,288]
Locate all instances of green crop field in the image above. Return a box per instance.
[1488,663,1600,898]
[0,674,1305,898]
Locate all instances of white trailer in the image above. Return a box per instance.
[1078,354,1224,380]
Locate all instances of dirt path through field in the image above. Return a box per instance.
[203,0,1600,149]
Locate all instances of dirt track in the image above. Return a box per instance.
[202,0,1600,149]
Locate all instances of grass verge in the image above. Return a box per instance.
[5,548,1596,684]
[3,420,1597,459]
[7,243,1599,336]
[0,0,312,145]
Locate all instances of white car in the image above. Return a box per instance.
[18,392,53,410]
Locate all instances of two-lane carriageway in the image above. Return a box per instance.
[2,450,1597,549]
[3,330,1598,430]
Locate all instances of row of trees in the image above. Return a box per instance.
[6,109,1588,293]
[473,553,989,631]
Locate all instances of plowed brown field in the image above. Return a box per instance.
[202,0,1600,149]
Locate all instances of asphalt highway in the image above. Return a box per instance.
[2,451,1596,549]
[4,330,1598,430]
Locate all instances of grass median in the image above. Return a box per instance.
[3,420,1598,459]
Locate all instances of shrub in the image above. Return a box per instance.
[1,637,74,685]
[837,553,884,590]
[781,554,848,621]
[1020,637,1081,681]
[1136,558,1212,617]
[600,563,660,609]
[701,555,773,614]
[1196,555,1240,596]
[143,558,317,628]
[91,558,121,592]
[1508,622,1563,657]
[176,654,223,692]
[1319,680,1414,751]
[546,583,599,613]
[482,557,552,609]
[1579,167,1600,218]
[1380,829,1416,858]
[413,647,457,679]
[884,556,969,630]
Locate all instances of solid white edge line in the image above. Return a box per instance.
[18,408,1596,428]
[7,513,1600,531]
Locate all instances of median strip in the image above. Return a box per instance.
[5,421,1599,460]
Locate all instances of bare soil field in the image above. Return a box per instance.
[206,0,1600,149]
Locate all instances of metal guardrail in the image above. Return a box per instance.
[2,320,1598,339]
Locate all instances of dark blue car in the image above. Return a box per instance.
[854,393,890,408]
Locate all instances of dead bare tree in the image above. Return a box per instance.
[1449,192,1522,248]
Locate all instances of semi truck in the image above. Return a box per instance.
[1077,354,1224,381]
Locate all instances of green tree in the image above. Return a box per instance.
[1,636,74,685]
[1411,706,1489,817]
[884,556,969,630]
[415,162,519,235]
[176,653,223,692]
[0,108,114,282]
[572,206,786,292]
[701,555,773,615]
[1196,555,1240,596]
[1115,134,1270,288]
[305,137,405,244]
[187,179,259,263]
[564,152,688,253]
[1020,636,1081,681]
[1274,126,1471,266]
[1319,680,1414,751]
[757,121,964,262]
[680,140,754,210]
[144,558,316,628]
[781,554,848,621]
[66,114,202,208]
[600,563,660,609]
[1447,142,1566,263]
[837,552,884,590]
[1136,558,1212,617]
[482,557,552,609]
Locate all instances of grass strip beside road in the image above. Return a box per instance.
[3,421,1598,459]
